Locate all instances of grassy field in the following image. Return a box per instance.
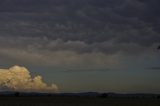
[0,96,160,106]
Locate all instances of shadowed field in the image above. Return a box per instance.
[0,96,160,106]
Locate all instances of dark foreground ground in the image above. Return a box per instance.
[0,96,160,106]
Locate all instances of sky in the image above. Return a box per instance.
[0,0,160,93]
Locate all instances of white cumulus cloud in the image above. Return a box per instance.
[0,65,58,93]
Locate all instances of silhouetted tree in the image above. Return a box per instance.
[14,92,20,97]
[48,94,52,97]
[100,93,108,98]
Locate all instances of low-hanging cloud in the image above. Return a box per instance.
[0,0,159,71]
[0,65,58,93]
[0,37,158,70]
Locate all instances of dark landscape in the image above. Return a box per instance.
[0,92,160,106]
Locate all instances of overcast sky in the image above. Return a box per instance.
[0,0,160,93]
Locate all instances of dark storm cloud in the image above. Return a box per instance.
[147,67,160,70]
[0,0,160,55]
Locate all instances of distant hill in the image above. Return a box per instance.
[0,91,160,98]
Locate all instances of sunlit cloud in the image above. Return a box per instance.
[0,66,58,93]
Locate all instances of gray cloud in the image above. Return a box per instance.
[0,0,159,69]
[0,0,159,45]
[0,36,158,55]
[0,46,122,69]
[147,67,160,70]
[0,36,158,70]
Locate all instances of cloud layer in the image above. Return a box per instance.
[0,66,58,92]
[0,36,158,69]
[0,0,159,69]
[0,0,160,44]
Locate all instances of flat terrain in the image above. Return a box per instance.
[0,96,160,106]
